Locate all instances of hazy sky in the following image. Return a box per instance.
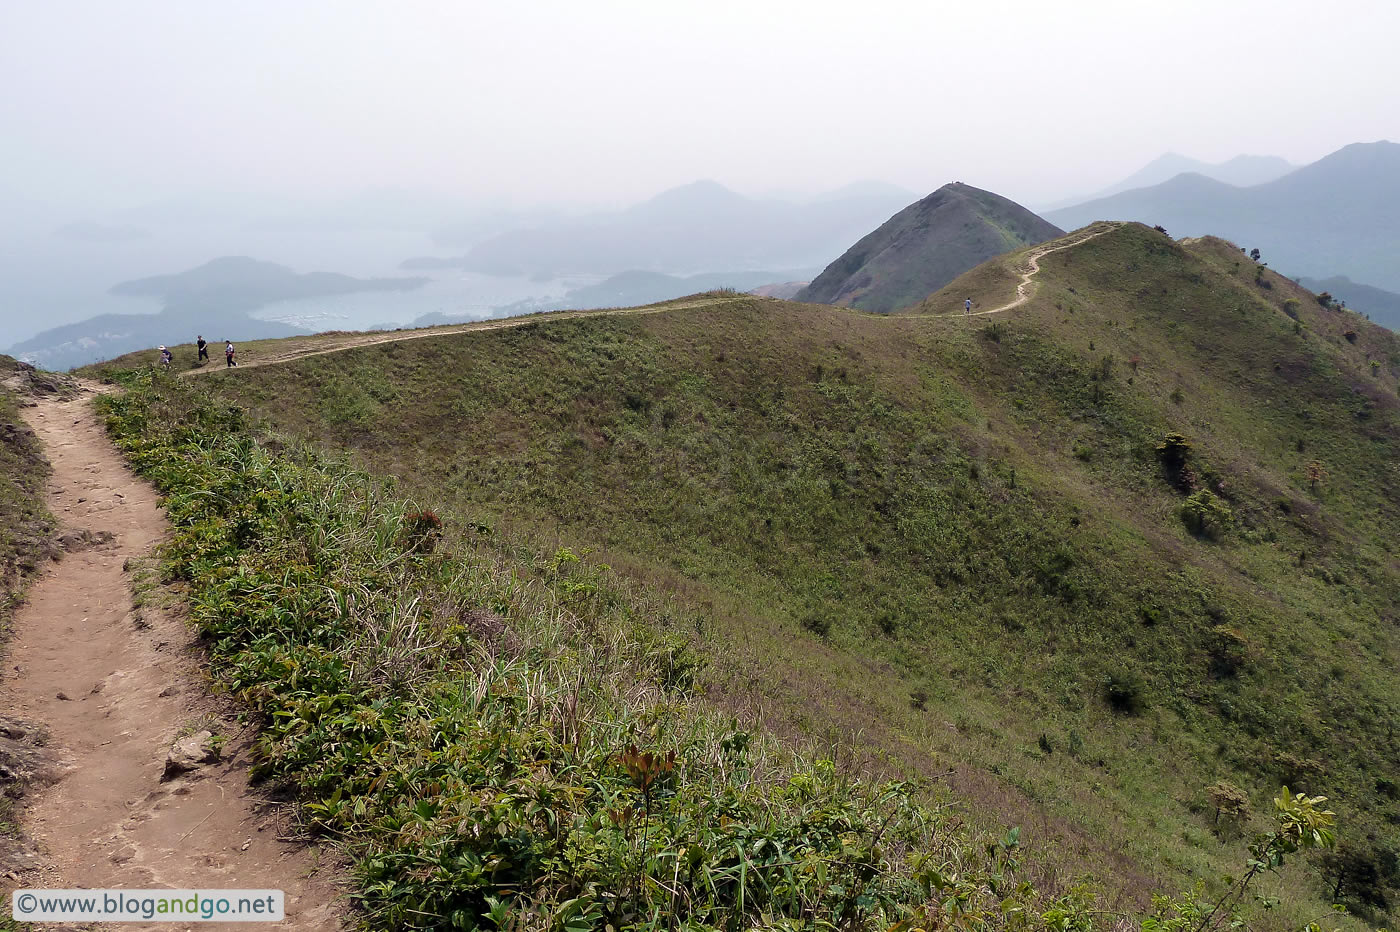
[5,0,1397,211]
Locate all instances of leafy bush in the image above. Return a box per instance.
[1319,842,1396,909]
[800,610,833,638]
[1180,489,1232,540]
[1156,431,1197,491]
[1103,667,1145,714]
[1205,625,1248,677]
[1206,780,1250,825]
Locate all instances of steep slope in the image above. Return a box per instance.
[189,224,1400,927]
[796,183,1063,312]
[1046,140,1400,290]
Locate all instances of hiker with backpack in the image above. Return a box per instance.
[158,345,172,369]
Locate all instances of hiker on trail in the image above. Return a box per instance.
[965,298,972,315]
[196,335,208,363]
[158,345,172,369]
[224,340,237,367]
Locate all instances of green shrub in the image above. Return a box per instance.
[801,611,833,638]
[1180,489,1232,540]
[1320,842,1396,908]
[1206,625,1248,677]
[1103,667,1145,714]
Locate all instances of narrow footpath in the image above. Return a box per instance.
[186,224,1124,379]
[4,387,343,929]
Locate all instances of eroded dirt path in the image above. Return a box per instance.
[4,387,344,929]
[907,221,1123,318]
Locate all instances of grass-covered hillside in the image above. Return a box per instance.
[98,369,1103,930]
[0,356,59,628]
[111,223,1399,927]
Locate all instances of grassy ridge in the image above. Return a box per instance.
[97,369,1096,930]
[200,224,1400,926]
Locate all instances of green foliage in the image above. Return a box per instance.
[1103,667,1145,714]
[1144,788,1336,932]
[187,223,1400,929]
[1180,490,1232,540]
[0,358,57,628]
[1156,431,1197,492]
[1319,842,1397,909]
[97,370,1082,931]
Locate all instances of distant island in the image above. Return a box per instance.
[110,255,427,311]
[7,256,428,370]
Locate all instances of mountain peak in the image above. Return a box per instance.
[627,180,749,215]
[796,184,1062,312]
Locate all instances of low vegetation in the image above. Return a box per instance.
[0,355,60,630]
[98,369,1109,930]
[92,224,1400,928]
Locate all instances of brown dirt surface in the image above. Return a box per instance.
[1,385,346,929]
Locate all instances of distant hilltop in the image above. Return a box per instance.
[110,255,427,312]
[1046,140,1400,291]
[797,182,1063,312]
[398,180,916,277]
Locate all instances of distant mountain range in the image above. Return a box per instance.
[796,183,1063,312]
[1297,275,1400,330]
[8,257,427,370]
[1046,141,1400,290]
[400,180,916,277]
[1042,153,1294,209]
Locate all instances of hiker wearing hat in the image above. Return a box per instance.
[158,345,172,369]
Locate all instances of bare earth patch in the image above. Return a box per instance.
[1,385,346,929]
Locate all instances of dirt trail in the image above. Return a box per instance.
[4,387,344,929]
[185,226,1121,378]
[189,296,735,375]
[906,221,1123,319]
